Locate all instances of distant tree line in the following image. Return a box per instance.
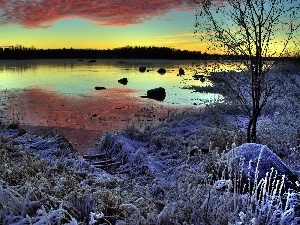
[0,45,212,60]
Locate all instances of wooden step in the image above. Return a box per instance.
[94,162,122,169]
[83,153,106,159]
[92,159,116,165]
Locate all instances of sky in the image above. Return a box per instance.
[0,0,206,51]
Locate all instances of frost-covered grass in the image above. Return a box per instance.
[0,105,299,224]
[93,108,300,224]
[0,128,127,224]
[0,60,299,224]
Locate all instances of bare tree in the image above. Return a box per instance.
[194,0,300,143]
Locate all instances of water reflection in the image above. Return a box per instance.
[0,59,216,106]
[1,87,181,151]
[0,59,220,151]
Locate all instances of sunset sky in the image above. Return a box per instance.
[0,0,206,51]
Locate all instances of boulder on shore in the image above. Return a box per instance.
[157,68,166,74]
[95,87,106,90]
[221,143,300,194]
[146,87,166,101]
[118,78,128,85]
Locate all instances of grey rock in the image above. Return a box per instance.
[222,143,299,193]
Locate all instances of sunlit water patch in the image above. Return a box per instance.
[0,59,218,105]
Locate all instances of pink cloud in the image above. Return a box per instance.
[0,0,195,28]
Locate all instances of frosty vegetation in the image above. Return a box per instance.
[0,60,299,224]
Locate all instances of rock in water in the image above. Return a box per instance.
[95,87,106,90]
[146,87,166,101]
[139,67,146,72]
[222,143,299,193]
[157,68,166,74]
[179,68,185,75]
[118,78,128,85]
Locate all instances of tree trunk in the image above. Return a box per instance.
[246,110,260,143]
[246,118,253,143]
[250,111,259,143]
[247,46,262,143]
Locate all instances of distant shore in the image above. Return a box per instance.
[0,45,283,61]
[0,46,203,60]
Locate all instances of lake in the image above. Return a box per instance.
[0,59,218,151]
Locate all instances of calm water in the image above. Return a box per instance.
[0,59,219,151]
[0,59,217,105]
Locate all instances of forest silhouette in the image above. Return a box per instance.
[0,45,211,60]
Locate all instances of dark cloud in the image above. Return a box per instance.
[0,0,195,28]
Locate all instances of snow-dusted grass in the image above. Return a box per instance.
[0,102,299,224]
[94,121,300,224]
[0,60,299,224]
[0,129,126,224]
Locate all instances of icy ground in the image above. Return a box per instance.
[0,102,299,224]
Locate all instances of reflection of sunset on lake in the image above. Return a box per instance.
[2,88,176,151]
[0,59,212,152]
[0,59,216,106]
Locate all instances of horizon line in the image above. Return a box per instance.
[1,45,204,52]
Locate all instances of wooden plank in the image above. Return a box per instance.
[94,162,122,168]
[115,170,130,174]
[83,153,106,159]
[92,159,115,165]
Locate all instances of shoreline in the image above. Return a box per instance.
[0,87,201,152]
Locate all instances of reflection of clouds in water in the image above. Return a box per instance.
[2,88,174,151]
